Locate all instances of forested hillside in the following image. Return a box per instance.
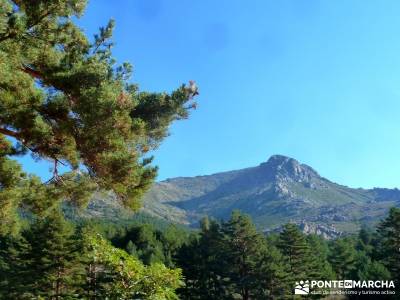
[1,208,399,298]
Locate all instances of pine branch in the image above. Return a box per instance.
[21,65,42,79]
[0,127,20,138]
[0,32,15,43]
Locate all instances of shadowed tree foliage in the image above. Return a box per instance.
[306,234,335,281]
[377,207,400,293]
[222,211,270,300]
[176,218,230,300]
[0,232,31,298]
[176,213,291,300]
[277,224,313,282]
[328,238,357,279]
[0,215,184,300]
[22,211,81,299]
[1,208,399,299]
[0,0,197,227]
[0,210,82,299]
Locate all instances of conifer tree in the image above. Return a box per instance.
[0,0,197,229]
[257,243,290,298]
[177,218,229,299]
[0,136,60,235]
[277,223,313,283]
[328,238,357,279]
[134,224,165,265]
[307,234,335,281]
[126,240,138,256]
[22,210,82,299]
[355,252,391,281]
[0,234,31,299]
[377,207,400,291]
[176,218,230,300]
[221,211,268,300]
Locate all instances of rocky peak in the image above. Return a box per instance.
[259,155,320,184]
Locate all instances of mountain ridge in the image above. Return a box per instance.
[80,155,400,238]
[140,155,400,235]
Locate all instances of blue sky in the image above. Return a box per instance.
[18,0,400,188]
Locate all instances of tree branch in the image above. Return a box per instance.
[0,127,20,138]
[21,65,42,79]
[0,33,15,43]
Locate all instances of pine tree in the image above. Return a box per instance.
[22,210,82,299]
[176,218,230,300]
[257,243,290,298]
[328,238,357,279]
[126,240,138,256]
[177,215,297,300]
[356,252,391,281]
[377,207,400,291]
[221,211,268,300]
[160,224,188,268]
[0,0,197,231]
[277,223,314,283]
[357,228,373,252]
[307,234,335,281]
[0,136,57,236]
[0,234,32,299]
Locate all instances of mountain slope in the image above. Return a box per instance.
[138,155,400,236]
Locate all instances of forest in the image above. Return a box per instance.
[0,208,399,299]
[0,0,399,299]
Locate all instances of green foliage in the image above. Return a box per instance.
[0,233,31,298]
[1,207,400,299]
[306,234,335,283]
[222,211,271,299]
[104,222,190,268]
[257,243,290,298]
[176,212,291,300]
[173,211,400,299]
[277,224,313,282]
[328,237,357,279]
[83,232,183,300]
[176,218,231,300]
[0,0,196,230]
[1,3,194,297]
[0,210,82,299]
[377,207,400,292]
[356,253,391,281]
[24,211,82,299]
[0,214,184,299]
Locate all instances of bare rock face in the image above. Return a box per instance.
[261,155,328,198]
[263,221,341,239]
[297,221,342,239]
[261,155,319,183]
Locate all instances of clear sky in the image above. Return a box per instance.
[17,0,400,189]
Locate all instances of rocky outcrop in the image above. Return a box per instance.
[297,221,342,239]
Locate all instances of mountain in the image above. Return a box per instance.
[140,155,400,236]
[81,155,400,238]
